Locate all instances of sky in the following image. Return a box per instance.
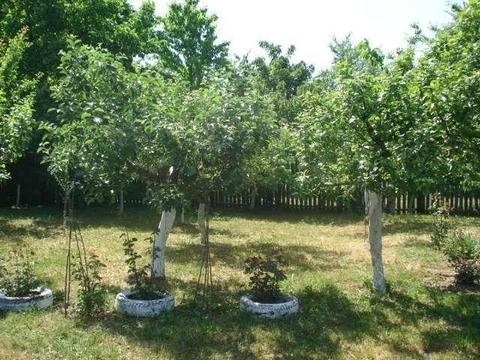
[129,0,459,72]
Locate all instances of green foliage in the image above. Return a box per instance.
[442,230,480,285]
[0,247,40,297]
[41,39,135,194]
[72,253,107,318]
[417,0,480,190]
[0,0,159,76]
[160,0,229,89]
[120,232,164,299]
[1,0,161,191]
[250,42,314,124]
[232,44,314,196]
[120,232,151,290]
[173,79,276,201]
[0,28,37,182]
[244,251,287,302]
[430,204,451,249]
[46,40,275,211]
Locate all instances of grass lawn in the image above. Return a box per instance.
[0,206,479,359]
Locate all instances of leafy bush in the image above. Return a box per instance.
[121,232,161,299]
[244,251,287,302]
[431,205,451,249]
[0,248,40,297]
[72,253,107,317]
[443,230,480,285]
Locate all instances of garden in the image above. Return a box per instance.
[1,0,480,359]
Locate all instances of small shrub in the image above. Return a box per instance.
[121,232,161,299]
[431,205,451,249]
[0,248,40,297]
[244,250,287,302]
[443,230,480,285]
[72,253,108,317]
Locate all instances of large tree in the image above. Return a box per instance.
[0,0,161,205]
[417,0,480,191]
[44,40,274,279]
[299,37,423,293]
[159,0,230,90]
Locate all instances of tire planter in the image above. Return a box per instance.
[240,294,299,319]
[114,289,175,317]
[0,288,53,312]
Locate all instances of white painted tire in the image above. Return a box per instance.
[114,289,174,317]
[240,294,299,319]
[0,288,53,312]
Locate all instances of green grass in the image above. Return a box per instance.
[0,207,479,359]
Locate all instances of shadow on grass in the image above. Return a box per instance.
[0,217,62,244]
[167,241,347,272]
[0,206,449,240]
[81,283,373,360]
[85,280,480,359]
[368,286,480,357]
[383,215,433,236]
[213,208,363,227]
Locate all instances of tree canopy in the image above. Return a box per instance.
[0,29,37,183]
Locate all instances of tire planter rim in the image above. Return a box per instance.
[0,287,53,312]
[240,294,299,319]
[115,288,175,317]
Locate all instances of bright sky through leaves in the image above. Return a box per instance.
[129,0,458,72]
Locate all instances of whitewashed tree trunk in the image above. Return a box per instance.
[179,207,185,224]
[198,202,207,244]
[16,184,21,208]
[151,209,176,279]
[249,184,257,210]
[118,190,124,215]
[366,190,387,294]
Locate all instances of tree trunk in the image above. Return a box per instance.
[118,190,124,215]
[408,193,415,214]
[179,207,185,224]
[198,202,207,244]
[249,184,257,210]
[417,192,426,214]
[387,193,396,214]
[366,190,387,294]
[15,184,21,208]
[151,209,176,279]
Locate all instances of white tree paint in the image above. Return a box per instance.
[151,209,176,279]
[197,202,207,244]
[179,207,185,224]
[366,190,387,293]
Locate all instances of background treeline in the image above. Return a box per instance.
[1,0,479,217]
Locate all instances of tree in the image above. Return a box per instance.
[0,0,161,206]
[170,78,275,242]
[417,0,480,192]
[299,37,423,293]
[159,0,230,89]
[43,40,185,276]
[252,42,314,124]
[0,28,36,183]
[45,40,273,278]
[230,44,314,209]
